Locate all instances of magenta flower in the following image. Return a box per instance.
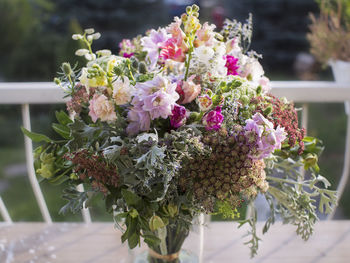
[225,55,239,76]
[170,105,188,128]
[119,39,135,58]
[202,106,224,131]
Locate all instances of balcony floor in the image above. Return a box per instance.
[1,221,350,262]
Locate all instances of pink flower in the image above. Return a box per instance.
[202,106,224,131]
[88,94,117,123]
[170,105,188,128]
[178,76,201,104]
[166,17,188,51]
[258,76,271,93]
[197,94,213,111]
[159,38,186,62]
[225,55,239,76]
[195,22,216,47]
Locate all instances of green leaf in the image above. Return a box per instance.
[128,232,140,249]
[143,234,161,247]
[47,171,70,185]
[52,123,71,139]
[55,110,73,126]
[121,189,142,207]
[21,127,52,143]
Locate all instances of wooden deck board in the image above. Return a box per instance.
[1,221,350,262]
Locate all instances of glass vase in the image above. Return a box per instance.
[134,220,198,263]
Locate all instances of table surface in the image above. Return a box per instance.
[1,221,350,263]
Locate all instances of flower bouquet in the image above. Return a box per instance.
[23,5,337,262]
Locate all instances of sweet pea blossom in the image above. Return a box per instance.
[141,28,170,69]
[202,106,224,131]
[197,94,213,111]
[88,94,117,123]
[170,105,189,128]
[112,76,135,105]
[245,113,287,159]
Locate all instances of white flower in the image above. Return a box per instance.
[112,76,135,105]
[84,53,96,61]
[84,28,95,34]
[72,34,83,40]
[75,49,89,56]
[96,49,112,57]
[91,32,101,40]
[193,46,214,64]
[87,35,93,42]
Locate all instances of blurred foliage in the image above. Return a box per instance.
[0,0,167,81]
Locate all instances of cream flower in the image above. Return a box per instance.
[193,46,214,64]
[112,76,135,105]
[88,94,116,123]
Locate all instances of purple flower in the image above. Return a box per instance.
[141,29,170,69]
[170,105,188,128]
[225,55,239,76]
[244,113,287,159]
[137,75,179,120]
[202,106,224,131]
[126,97,151,136]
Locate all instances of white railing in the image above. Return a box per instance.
[1,81,350,223]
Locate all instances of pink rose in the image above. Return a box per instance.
[88,94,117,123]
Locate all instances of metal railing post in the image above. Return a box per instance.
[22,104,52,224]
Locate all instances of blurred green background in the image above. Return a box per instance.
[0,0,347,222]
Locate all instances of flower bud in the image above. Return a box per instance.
[92,32,101,40]
[54,78,61,85]
[72,34,83,40]
[263,106,272,116]
[192,4,199,12]
[186,6,192,14]
[75,49,89,56]
[96,49,112,57]
[87,35,93,42]
[138,62,147,74]
[85,53,96,61]
[84,28,95,34]
[62,62,72,76]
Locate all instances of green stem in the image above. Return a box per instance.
[128,63,136,83]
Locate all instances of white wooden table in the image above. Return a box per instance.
[1,221,350,263]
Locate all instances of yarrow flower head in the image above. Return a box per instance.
[202,106,224,131]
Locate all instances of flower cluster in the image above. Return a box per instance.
[26,5,336,259]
